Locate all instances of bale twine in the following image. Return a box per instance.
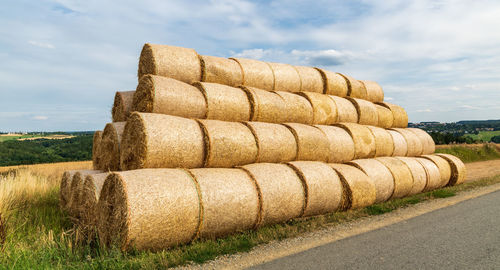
[337,74,367,99]
[138,43,201,83]
[120,113,205,170]
[287,161,343,216]
[112,91,135,122]
[395,157,427,195]
[60,170,79,210]
[329,96,358,123]
[294,66,324,93]
[347,159,394,203]
[283,123,330,162]
[377,102,408,128]
[199,55,242,87]
[360,80,384,103]
[240,163,305,227]
[408,128,435,154]
[315,69,348,97]
[189,168,259,238]
[334,123,376,159]
[69,170,102,218]
[99,122,126,171]
[391,128,423,156]
[80,172,110,235]
[198,119,257,168]
[375,157,414,199]
[194,82,251,122]
[244,121,297,163]
[133,75,206,119]
[315,125,355,163]
[242,86,288,123]
[92,131,103,170]
[347,97,379,126]
[268,62,301,92]
[366,126,394,157]
[99,169,201,250]
[230,57,274,90]
[298,92,338,125]
[388,129,408,156]
[375,104,394,128]
[328,164,376,210]
[421,155,451,187]
[436,154,467,186]
[274,91,314,124]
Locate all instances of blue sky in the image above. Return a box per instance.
[1,0,499,131]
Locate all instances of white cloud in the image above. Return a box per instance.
[33,115,48,120]
[28,41,55,49]
[416,109,432,113]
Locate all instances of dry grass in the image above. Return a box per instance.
[0,161,92,176]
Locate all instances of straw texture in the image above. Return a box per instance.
[388,129,408,156]
[274,91,314,124]
[112,91,135,122]
[80,173,110,231]
[244,121,297,163]
[338,74,367,99]
[348,98,379,126]
[315,125,355,163]
[360,80,384,103]
[329,96,358,123]
[376,157,414,199]
[69,170,102,217]
[328,164,376,210]
[366,126,394,157]
[230,58,274,90]
[298,92,338,125]
[436,154,467,186]
[283,123,330,162]
[294,66,323,93]
[396,157,427,195]
[194,82,251,122]
[391,128,423,156]
[408,128,435,154]
[348,159,394,203]
[335,123,376,159]
[99,122,126,171]
[316,69,348,97]
[375,104,394,128]
[415,157,442,192]
[421,155,451,187]
[242,86,288,123]
[268,62,301,92]
[60,170,79,210]
[199,55,242,87]
[92,131,103,170]
[377,102,408,128]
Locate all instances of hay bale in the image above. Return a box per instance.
[138,43,201,83]
[298,92,338,125]
[328,96,358,123]
[391,128,423,156]
[283,123,330,162]
[244,122,297,163]
[198,119,257,168]
[99,122,126,171]
[415,157,442,192]
[377,102,408,128]
[274,91,314,124]
[199,55,242,87]
[60,170,79,210]
[189,168,259,238]
[396,157,427,195]
[268,62,301,92]
[366,126,394,157]
[80,172,110,233]
[328,164,376,210]
[98,169,201,250]
[334,123,376,159]
[375,104,394,128]
[92,131,103,170]
[388,129,408,156]
[287,161,342,216]
[408,128,435,154]
[421,155,451,187]
[315,125,355,163]
[112,91,135,122]
[347,159,394,203]
[360,80,384,103]
[337,74,367,99]
[240,163,305,226]
[68,170,102,218]
[230,57,274,90]
[315,69,348,97]
[375,157,414,199]
[294,66,323,93]
[436,154,467,186]
[348,97,379,126]
[242,86,288,123]
[120,113,205,170]
[194,82,251,122]
[133,75,207,119]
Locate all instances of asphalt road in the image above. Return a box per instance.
[251,190,500,270]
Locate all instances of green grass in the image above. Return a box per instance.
[0,134,40,142]
[465,130,500,142]
[435,144,500,163]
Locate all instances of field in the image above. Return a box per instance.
[0,134,40,142]
[465,130,500,142]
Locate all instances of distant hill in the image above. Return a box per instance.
[456,120,500,125]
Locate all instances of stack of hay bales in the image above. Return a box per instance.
[61,43,467,251]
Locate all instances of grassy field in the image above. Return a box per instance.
[0,134,74,142]
[0,134,40,142]
[465,130,500,142]
[435,143,500,163]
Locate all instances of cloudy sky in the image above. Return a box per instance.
[1,0,499,131]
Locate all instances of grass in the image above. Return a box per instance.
[0,134,39,142]
[435,143,500,163]
[465,130,500,142]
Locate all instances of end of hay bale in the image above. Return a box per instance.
[298,91,338,125]
[268,62,301,92]
[360,80,384,103]
[337,73,367,99]
[395,157,427,195]
[366,126,394,157]
[199,55,243,87]
[436,154,466,186]
[420,155,452,187]
[294,66,323,93]
[195,82,251,122]
[415,157,443,192]
[408,128,435,154]
[347,97,379,126]
[388,129,408,157]
[347,159,394,203]
[68,170,102,219]
[334,123,376,159]
[99,122,126,171]
[283,123,330,162]
[375,104,393,129]
[328,163,376,210]
[375,157,414,199]
[112,91,135,122]
[92,131,103,170]
[315,68,348,97]
[244,121,297,163]
[60,170,79,210]
[315,125,355,163]
[241,86,288,123]
[273,91,314,124]
[133,75,156,113]
[377,102,408,128]
[390,128,423,157]
[328,95,358,123]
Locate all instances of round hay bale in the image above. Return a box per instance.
[92,131,103,170]
[112,91,135,122]
[60,170,79,210]
[298,92,338,125]
[242,86,288,123]
[391,128,423,156]
[375,104,394,128]
[337,74,367,99]
[244,121,297,163]
[230,57,274,90]
[377,102,408,128]
[415,157,442,192]
[80,172,110,234]
[287,161,343,216]
[268,62,301,92]
[99,169,201,250]
[347,97,379,126]
[366,126,394,157]
[408,128,435,154]
[436,154,466,186]
[120,113,205,170]
[347,159,394,203]
[375,157,414,199]
[328,96,358,123]
[328,164,376,210]
[396,157,427,195]
[388,129,408,156]
[189,168,259,238]
[240,163,305,226]
[99,122,126,171]
[334,123,376,159]
[198,119,257,168]
[360,80,384,103]
[133,75,207,119]
[274,91,314,124]
[138,43,201,83]
[421,155,451,187]
[315,69,348,97]
[194,82,251,122]
[294,66,323,93]
[315,125,355,163]
[199,55,242,87]
[283,123,330,162]
[69,170,102,218]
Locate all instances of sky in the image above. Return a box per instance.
[1,0,500,132]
